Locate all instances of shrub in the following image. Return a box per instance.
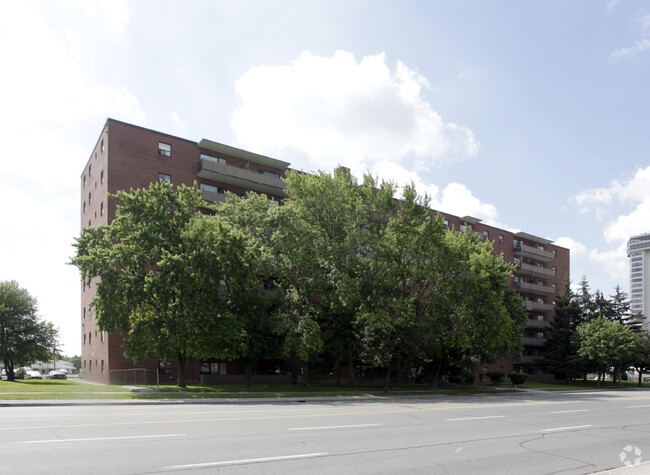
[462,371,476,385]
[447,369,475,385]
[485,370,505,384]
[508,372,528,386]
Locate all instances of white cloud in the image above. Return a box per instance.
[556,236,588,257]
[231,50,478,172]
[610,14,650,60]
[568,167,650,291]
[0,1,141,355]
[611,38,650,60]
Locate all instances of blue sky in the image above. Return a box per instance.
[1,0,649,355]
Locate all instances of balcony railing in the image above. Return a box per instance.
[515,281,555,296]
[520,336,547,347]
[513,243,555,262]
[516,262,555,278]
[200,189,228,203]
[513,355,544,364]
[197,158,286,196]
[526,319,550,330]
[521,300,555,312]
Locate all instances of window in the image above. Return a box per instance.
[101,139,104,152]
[83,175,86,188]
[158,142,172,156]
[83,334,86,345]
[460,224,466,232]
[200,183,225,194]
[83,201,86,213]
[537,315,544,321]
[100,202,104,216]
[158,173,172,183]
[444,219,449,229]
[101,360,104,373]
[83,307,86,319]
[100,170,104,184]
[499,234,504,244]
[101,331,104,342]
[88,191,91,204]
[552,283,557,290]
[89,164,92,176]
[200,153,226,165]
[552,266,557,275]
[83,360,86,370]
[483,231,489,240]
[536,332,544,339]
[258,169,280,178]
[89,332,92,344]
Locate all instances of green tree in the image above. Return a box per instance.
[575,318,640,387]
[71,182,242,387]
[632,331,650,386]
[195,193,283,387]
[0,281,60,381]
[543,279,585,382]
[62,355,82,370]
[276,170,397,387]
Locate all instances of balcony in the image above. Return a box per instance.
[521,300,555,312]
[516,262,555,279]
[197,158,287,196]
[515,281,555,296]
[520,336,546,347]
[200,189,228,204]
[513,243,555,262]
[526,319,550,330]
[513,355,544,364]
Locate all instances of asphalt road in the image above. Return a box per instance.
[2,390,650,474]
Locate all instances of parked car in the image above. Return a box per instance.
[46,370,67,380]
[57,368,69,375]
[25,370,42,380]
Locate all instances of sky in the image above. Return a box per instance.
[1,0,650,356]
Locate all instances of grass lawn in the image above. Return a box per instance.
[0,379,132,399]
[516,379,650,391]
[0,379,520,400]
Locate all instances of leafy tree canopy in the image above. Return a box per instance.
[0,280,60,381]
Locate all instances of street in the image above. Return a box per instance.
[2,390,650,474]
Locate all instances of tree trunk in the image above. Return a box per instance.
[301,360,309,388]
[383,366,392,393]
[245,361,252,389]
[177,353,186,388]
[639,370,643,387]
[430,359,442,388]
[348,352,357,388]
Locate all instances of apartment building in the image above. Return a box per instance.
[80,119,569,383]
[628,233,650,329]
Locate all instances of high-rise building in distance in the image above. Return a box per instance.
[628,233,650,328]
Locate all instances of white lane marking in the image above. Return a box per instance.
[541,425,592,432]
[20,433,186,444]
[627,405,650,408]
[289,423,381,431]
[164,452,328,469]
[446,416,505,421]
[549,409,590,414]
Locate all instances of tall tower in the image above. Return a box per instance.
[627,233,650,328]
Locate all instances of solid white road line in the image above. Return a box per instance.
[289,423,382,431]
[627,405,650,408]
[164,453,328,469]
[549,409,590,414]
[446,416,505,421]
[20,433,187,444]
[541,425,592,432]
